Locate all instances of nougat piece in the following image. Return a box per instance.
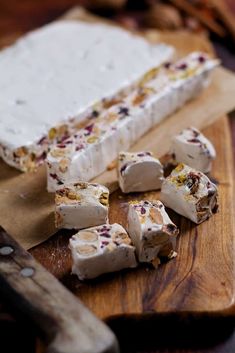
[171,127,216,173]
[55,182,109,230]
[128,200,179,266]
[161,163,218,224]
[118,151,163,193]
[69,223,137,280]
[0,20,173,172]
[47,52,219,192]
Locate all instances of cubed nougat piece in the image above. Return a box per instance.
[69,223,137,280]
[118,151,163,193]
[55,182,109,229]
[171,127,216,173]
[128,200,179,266]
[161,163,218,224]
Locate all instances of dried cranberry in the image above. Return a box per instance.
[102,241,109,246]
[57,144,66,148]
[38,136,47,145]
[186,172,200,194]
[164,62,171,69]
[118,106,129,117]
[100,232,111,238]
[177,63,187,70]
[198,55,206,63]
[187,138,200,144]
[91,110,99,118]
[165,224,177,234]
[140,207,146,214]
[137,152,151,157]
[99,225,110,232]
[120,164,128,175]
[84,124,94,135]
[50,173,57,180]
[59,134,70,143]
[75,144,84,151]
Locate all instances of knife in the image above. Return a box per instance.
[0,226,119,353]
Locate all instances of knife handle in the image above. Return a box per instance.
[0,226,119,353]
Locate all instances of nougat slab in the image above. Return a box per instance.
[128,200,179,266]
[69,223,137,280]
[55,182,109,230]
[161,163,218,224]
[118,151,163,193]
[47,52,219,192]
[171,127,216,173]
[0,21,173,171]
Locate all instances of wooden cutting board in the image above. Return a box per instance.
[1,7,234,321]
[31,114,235,319]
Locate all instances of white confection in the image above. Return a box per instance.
[171,127,216,173]
[0,20,173,171]
[69,223,137,280]
[55,182,109,229]
[118,151,163,193]
[47,52,219,192]
[128,200,179,265]
[161,163,218,224]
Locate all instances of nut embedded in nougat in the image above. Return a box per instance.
[128,200,179,266]
[69,223,137,280]
[160,163,218,224]
[55,182,109,230]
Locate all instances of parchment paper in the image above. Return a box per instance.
[0,7,235,249]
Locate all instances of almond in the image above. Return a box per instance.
[59,158,69,173]
[149,207,163,224]
[78,231,98,242]
[113,232,131,245]
[76,244,97,256]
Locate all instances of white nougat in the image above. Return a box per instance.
[47,52,219,192]
[128,200,179,266]
[69,223,137,280]
[0,20,173,171]
[161,163,218,224]
[118,151,163,193]
[171,127,216,173]
[55,182,109,230]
